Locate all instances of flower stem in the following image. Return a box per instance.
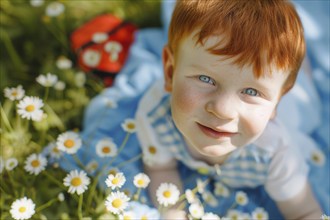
[116,154,142,169]
[44,87,49,103]
[43,171,66,191]
[0,103,14,132]
[78,194,83,220]
[36,197,58,212]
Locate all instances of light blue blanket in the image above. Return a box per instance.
[56,1,329,218]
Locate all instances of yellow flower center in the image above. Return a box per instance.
[19,206,26,213]
[12,91,18,97]
[31,160,40,167]
[123,215,131,220]
[312,154,320,161]
[112,198,122,208]
[71,177,82,187]
[137,179,144,186]
[127,123,135,130]
[141,215,148,220]
[64,139,74,148]
[108,169,117,176]
[163,190,171,198]
[53,147,60,153]
[25,105,35,112]
[112,177,119,185]
[148,146,156,155]
[102,146,111,154]
[257,213,263,220]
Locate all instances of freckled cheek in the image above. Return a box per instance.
[171,85,199,118]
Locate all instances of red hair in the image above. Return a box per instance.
[168,0,306,94]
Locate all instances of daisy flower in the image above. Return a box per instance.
[251,207,269,220]
[24,153,47,175]
[75,72,87,88]
[56,56,72,69]
[321,214,330,220]
[188,202,204,219]
[85,160,99,175]
[54,81,66,91]
[10,197,35,220]
[17,96,44,121]
[4,85,25,101]
[58,193,65,202]
[118,211,136,220]
[105,191,130,215]
[185,189,197,204]
[214,182,230,197]
[202,190,218,207]
[5,157,18,171]
[310,149,326,166]
[105,172,126,190]
[56,131,82,154]
[47,142,62,159]
[121,119,137,133]
[235,191,248,206]
[82,49,101,67]
[197,178,206,194]
[95,138,118,157]
[63,170,90,195]
[226,210,243,220]
[201,212,221,220]
[45,1,65,17]
[30,0,44,7]
[36,72,58,87]
[133,173,150,189]
[156,183,180,207]
[104,41,122,62]
[92,32,108,44]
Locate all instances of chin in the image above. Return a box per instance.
[200,144,236,157]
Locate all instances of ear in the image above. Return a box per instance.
[162,45,175,92]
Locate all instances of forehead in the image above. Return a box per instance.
[176,31,287,79]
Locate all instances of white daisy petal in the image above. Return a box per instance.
[45,1,65,17]
[235,191,248,206]
[156,183,180,207]
[201,212,220,220]
[251,207,269,220]
[121,119,137,133]
[4,85,25,101]
[10,197,36,220]
[133,173,150,189]
[36,72,58,87]
[96,138,118,157]
[105,172,126,190]
[82,49,101,67]
[63,170,90,195]
[17,96,44,121]
[56,56,72,69]
[56,131,82,154]
[5,158,18,171]
[24,153,47,175]
[105,191,130,215]
[189,202,204,219]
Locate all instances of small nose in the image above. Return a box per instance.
[205,92,238,120]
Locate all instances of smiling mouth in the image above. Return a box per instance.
[197,123,237,139]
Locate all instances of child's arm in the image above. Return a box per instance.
[144,158,186,218]
[276,181,322,219]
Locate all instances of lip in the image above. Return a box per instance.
[197,123,237,139]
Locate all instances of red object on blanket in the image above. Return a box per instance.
[71,14,137,87]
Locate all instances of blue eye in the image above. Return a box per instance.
[199,75,215,85]
[243,88,259,96]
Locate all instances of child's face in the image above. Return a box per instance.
[163,33,289,160]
